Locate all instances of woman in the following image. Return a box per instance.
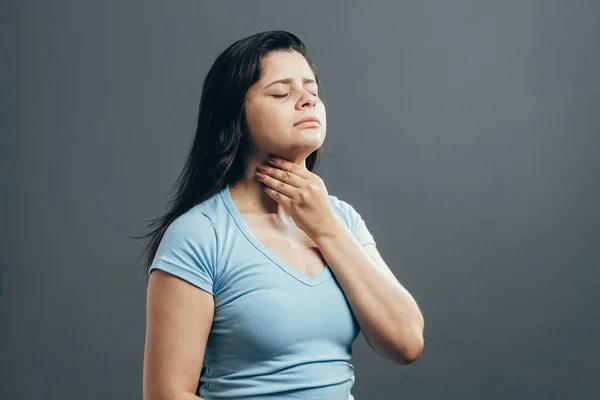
[139,30,424,400]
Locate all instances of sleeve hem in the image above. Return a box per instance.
[358,238,377,247]
[149,259,214,295]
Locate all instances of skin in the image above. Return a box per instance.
[228,49,327,226]
[143,50,424,400]
[231,49,425,364]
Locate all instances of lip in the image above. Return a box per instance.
[294,116,321,126]
[296,121,321,127]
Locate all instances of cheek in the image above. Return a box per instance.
[247,104,291,136]
[316,104,327,127]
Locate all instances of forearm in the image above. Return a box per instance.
[313,220,424,363]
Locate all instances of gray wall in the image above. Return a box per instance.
[2,1,599,399]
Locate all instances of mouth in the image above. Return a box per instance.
[294,117,321,126]
[296,120,321,127]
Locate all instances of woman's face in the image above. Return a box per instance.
[244,50,326,163]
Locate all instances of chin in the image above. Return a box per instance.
[299,129,325,142]
[298,127,325,139]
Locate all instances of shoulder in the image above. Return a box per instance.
[328,193,361,219]
[150,205,221,288]
[328,193,361,229]
[155,206,220,272]
[164,206,217,240]
[165,188,225,240]
[328,193,377,247]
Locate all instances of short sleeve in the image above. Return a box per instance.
[330,195,377,247]
[148,207,218,295]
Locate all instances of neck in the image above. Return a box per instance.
[228,154,307,219]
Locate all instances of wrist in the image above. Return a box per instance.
[312,214,346,241]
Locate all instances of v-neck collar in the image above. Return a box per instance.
[220,184,332,287]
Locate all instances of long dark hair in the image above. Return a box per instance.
[132,31,324,277]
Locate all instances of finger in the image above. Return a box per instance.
[262,185,293,203]
[256,172,295,198]
[268,156,311,179]
[259,165,303,188]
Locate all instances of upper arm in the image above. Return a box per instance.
[331,195,376,247]
[335,197,398,283]
[143,208,219,400]
[331,196,399,283]
[144,270,214,400]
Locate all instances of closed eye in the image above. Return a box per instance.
[272,92,318,99]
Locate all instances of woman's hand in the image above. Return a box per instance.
[255,155,340,239]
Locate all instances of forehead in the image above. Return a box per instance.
[259,51,315,83]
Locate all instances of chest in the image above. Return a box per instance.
[208,208,361,361]
[243,215,327,278]
[210,258,360,361]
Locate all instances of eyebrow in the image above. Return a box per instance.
[264,77,318,89]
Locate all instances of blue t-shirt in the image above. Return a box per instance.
[148,184,376,399]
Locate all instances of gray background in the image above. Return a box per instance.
[1,0,599,399]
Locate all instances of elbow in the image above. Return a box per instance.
[393,330,424,365]
[364,320,425,365]
[399,340,424,365]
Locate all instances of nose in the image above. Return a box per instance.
[299,92,317,109]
